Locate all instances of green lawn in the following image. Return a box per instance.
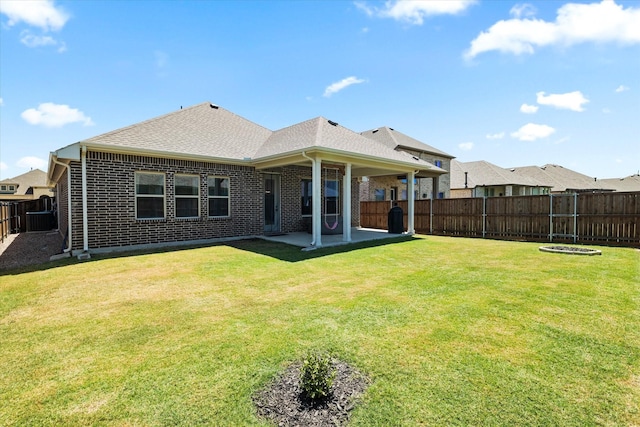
[1,236,638,426]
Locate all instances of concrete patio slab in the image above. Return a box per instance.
[259,227,409,250]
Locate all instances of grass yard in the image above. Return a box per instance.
[1,236,639,426]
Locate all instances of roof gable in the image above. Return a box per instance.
[0,169,49,195]
[361,127,454,158]
[451,160,549,188]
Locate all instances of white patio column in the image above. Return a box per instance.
[342,163,352,242]
[312,157,322,247]
[407,171,416,234]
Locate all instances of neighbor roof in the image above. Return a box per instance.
[596,174,640,192]
[509,164,612,192]
[0,169,50,195]
[360,126,454,158]
[450,160,551,189]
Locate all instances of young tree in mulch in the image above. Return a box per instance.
[253,351,369,426]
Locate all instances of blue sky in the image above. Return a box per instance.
[1,0,638,181]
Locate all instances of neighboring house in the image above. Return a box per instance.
[450,160,552,198]
[597,174,640,192]
[48,102,447,255]
[0,169,55,202]
[508,164,614,193]
[359,127,454,201]
[0,169,56,232]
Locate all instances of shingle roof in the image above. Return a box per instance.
[254,117,442,171]
[597,174,640,192]
[70,102,445,173]
[82,102,272,160]
[450,160,549,189]
[509,164,610,192]
[360,127,454,158]
[0,169,49,195]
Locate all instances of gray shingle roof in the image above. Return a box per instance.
[451,160,550,188]
[509,164,610,192]
[82,102,272,160]
[597,174,640,192]
[72,102,445,173]
[0,169,49,195]
[361,127,454,158]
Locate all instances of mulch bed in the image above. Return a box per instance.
[253,360,369,426]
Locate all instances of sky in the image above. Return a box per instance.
[1,0,639,181]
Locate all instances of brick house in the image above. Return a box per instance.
[358,127,454,201]
[48,102,446,255]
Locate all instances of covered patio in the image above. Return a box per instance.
[260,227,411,250]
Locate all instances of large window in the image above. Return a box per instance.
[135,172,165,219]
[301,179,312,216]
[208,176,230,217]
[325,179,339,215]
[175,174,200,218]
[374,189,386,201]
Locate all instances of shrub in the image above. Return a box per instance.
[300,350,335,401]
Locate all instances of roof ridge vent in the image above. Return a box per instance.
[210,103,219,109]
[372,129,379,133]
[327,120,338,126]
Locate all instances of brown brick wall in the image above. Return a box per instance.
[63,151,360,251]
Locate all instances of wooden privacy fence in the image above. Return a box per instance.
[360,192,640,247]
[0,202,10,243]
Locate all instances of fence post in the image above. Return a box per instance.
[573,192,578,244]
[430,197,433,235]
[482,197,486,238]
[549,194,553,242]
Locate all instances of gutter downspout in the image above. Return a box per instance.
[51,156,72,253]
[81,146,90,255]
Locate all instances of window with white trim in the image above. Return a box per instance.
[208,176,230,217]
[175,174,200,218]
[135,172,165,219]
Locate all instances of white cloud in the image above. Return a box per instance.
[536,90,589,112]
[19,30,65,51]
[511,123,556,141]
[615,85,629,93]
[0,97,3,106]
[323,76,366,97]
[21,102,94,127]
[465,0,640,60]
[357,0,476,25]
[458,142,474,151]
[520,103,539,114]
[510,3,537,19]
[0,161,7,171]
[0,0,69,31]
[486,132,505,140]
[17,156,47,170]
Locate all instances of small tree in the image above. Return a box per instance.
[300,350,335,401]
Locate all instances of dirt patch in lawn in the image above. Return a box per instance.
[254,360,369,426]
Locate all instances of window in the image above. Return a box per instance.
[434,160,443,168]
[325,179,339,215]
[9,185,15,192]
[208,176,230,217]
[175,174,200,218]
[135,172,165,219]
[0,185,6,192]
[374,189,386,201]
[301,179,312,216]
